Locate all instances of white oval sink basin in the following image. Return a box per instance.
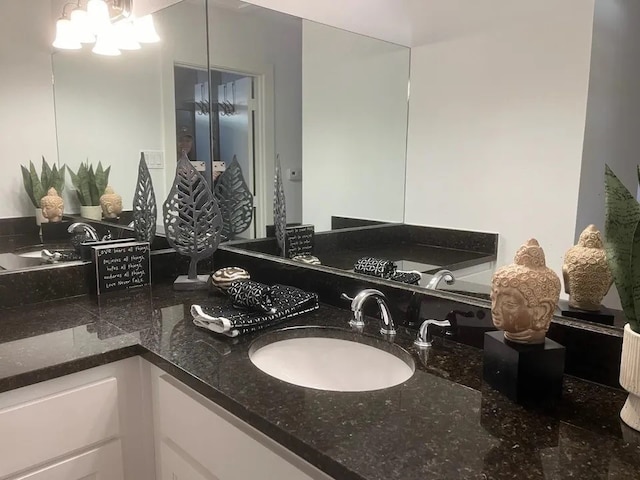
[249,328,414,392]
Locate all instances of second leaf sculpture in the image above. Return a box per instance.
[214,155,254,241]
[133,153,157,245]
[273,155,287,256]
[163,153,223,288]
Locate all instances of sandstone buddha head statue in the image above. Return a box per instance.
[562,224,612,311]
[490,239,561,344]
[100,186,123,219]
[40,187,64,223]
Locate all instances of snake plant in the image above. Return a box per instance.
[68,161,111,206]
[20,157,66,208]
[604,165,640,333]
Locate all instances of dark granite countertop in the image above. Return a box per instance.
[1,284,639,479]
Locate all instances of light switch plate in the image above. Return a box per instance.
[141,150,164,169]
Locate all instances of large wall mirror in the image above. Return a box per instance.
[51,0,410,238]
[4,0,621,336]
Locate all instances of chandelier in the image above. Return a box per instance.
[52,0,160,56]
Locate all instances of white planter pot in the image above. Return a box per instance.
[620,323,640,431]
[35,208,48,226]
[80,205,102,221]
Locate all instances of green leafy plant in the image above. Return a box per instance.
[68,161,111,206]
[604,165,640,333]
[20,157,66,208]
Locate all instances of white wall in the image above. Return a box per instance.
[0,0,58,218]
[302,21,409,231]
[404,0,595,281]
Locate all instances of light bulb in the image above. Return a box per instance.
[114,21,141,50]
[52,18,82,50]
[70,8,96,44]
[92,26,121,56]
[133,15,160,43]
[87,0,111,35]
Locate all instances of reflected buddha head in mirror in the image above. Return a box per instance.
[99,186,123,219]
[40,187,64,222]
[177,130,193,159]
[490,239,561,344]
[562,224,612,311]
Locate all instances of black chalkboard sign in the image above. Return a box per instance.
[285,224,314,258]
[92,241,151,294]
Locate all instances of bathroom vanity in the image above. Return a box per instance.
[1,285,639,480]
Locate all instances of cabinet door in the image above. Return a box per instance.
[159,439,217,480]
[154,374,332,480]
[11,440,124,480]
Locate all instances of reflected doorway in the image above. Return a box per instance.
[211,69,257,239]
[173,65,264,241]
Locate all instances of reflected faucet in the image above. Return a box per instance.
[426,269,456,290]
[68,222,100,241]
[68,222,112,243]
[341,289,396,336]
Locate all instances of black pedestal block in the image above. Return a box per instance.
[483,331,565,406]
[558,299,615,326]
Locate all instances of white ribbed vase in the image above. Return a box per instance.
[620,324,640,431]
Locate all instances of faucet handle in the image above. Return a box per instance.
[414,319,451,348]
[340,293,354,303]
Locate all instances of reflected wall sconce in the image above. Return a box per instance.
[52,0,160,56]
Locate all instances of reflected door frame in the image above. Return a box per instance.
[209,61,275,239]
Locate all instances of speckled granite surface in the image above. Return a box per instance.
[1,284,639,479]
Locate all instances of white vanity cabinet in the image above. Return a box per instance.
[0,357,334,480]
[0,357,155,480]
[150,366,333,480]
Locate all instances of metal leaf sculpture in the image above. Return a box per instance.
[604,164,640,333]
[133,153,157,244]
[214,155,254,241]
[163,153,223,282]
[273,155,287,256]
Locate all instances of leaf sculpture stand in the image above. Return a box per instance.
[273,155,287,256]
[214,155,254,241]
[163,153,223,290]
[133,153,157,245]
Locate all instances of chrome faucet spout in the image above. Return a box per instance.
[68,222,99,241]
[426,269,456,290]
[414,319,452,348]
[343,289,396,336]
